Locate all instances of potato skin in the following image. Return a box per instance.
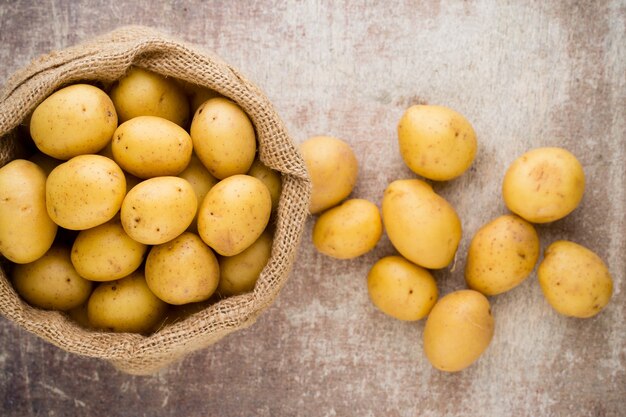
[247,159,282,212]
[218,231,273,296]
[0,160,57,263]
[465,215,539,295]
[423,290,494,372]
[178,154,219,233]
[502,147,585,223]
[538,240,613,318]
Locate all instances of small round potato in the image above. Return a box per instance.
[423,290,494,372]
[12,246,93,311]
[111,116,193,179]
[109,67,190,127]
[367,256,438,321]
[300,136,358,214]
[502,147,585,223]
[87,270,168,333]
[178,154,219,232]
[0,160,57,264]
[145,232,220,305]
[218,231,273,296]
[538,240,613,318]
[198,175,271,256]
[382,179,462,269]
[30,84,117,160]
[190,97,257,179]
[465,215,540,296]
[398,105,477,181]
[247,159,282,212]
[120,176,197,245]
[312,199,382,259]
[71,218,148,281]
[46,155,126,230]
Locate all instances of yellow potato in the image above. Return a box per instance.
[367,256,438,321]
[66,302,93,329]
[71,218,148,281]
[29,152,62,176]
[423,290,494,372]
[465,214,540,295]
[187,84,222,113]
[198,174,271,256]
[120,176,197,245]
[218,231,273,296]
[0,160,57,263]
[112,116,193,179]
[178,154,219,233]
[382,179,461,269]
[29,84,117,159]
[190,97,256,179]
[502,147,585,223]
[46,155,126,230]
[109,67,190,127]
[312,199,382,259]
[247,159,282,212]
[538,240,613,318]
[299,136,358,214]
[87,270,168,333]
[11,246,93,311]
[145,232,220,305]
[398,105,477,181]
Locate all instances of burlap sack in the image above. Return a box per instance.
[0,26,310,375]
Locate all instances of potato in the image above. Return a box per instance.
[218,231,273,296]
[120,176,197,245]
[111,116,193,179]
[46,155,126,230]
[367,256,438,321]
[538,240,613,318]
[0,160,57,263]
[465,214,540,295]
[178,154,219,233]
[382,179,461,269]
[398,105,477,181]
[423,290,494,372]
[502,147,585,223]
[312,199,382,259]
[28,152,62,176]
[66,302,92,329]
[187,84,222,114]
[198,174,271,256]
[247,159,282,212]
[87,270,168,333]
[190,97,256,179]
[29,84,117,160]
[109,67,190,127]
[145,232,220,305]
[71,217,148,281]
[11,246,93,311]
[299,136,358,214]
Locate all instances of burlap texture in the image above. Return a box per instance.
[0,26,311,375]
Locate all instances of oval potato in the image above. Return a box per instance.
[218,231,273,296]
[247,159,282,212]
[178,154,219,233]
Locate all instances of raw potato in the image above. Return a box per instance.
[46,155,126,230]
[367,256,438,321]
[218,231,273,296]
[178,154,219,233]
[0,160,57,263]
[247,159,282,212]
[538,240,613,318]
[71,218,148,281]
[312,199,382,259]
[186,83,221,113]
[145,232,220,305]
[382,179,462,269]
[398,105,477,181]
[502,147,585,223]
[121,176,197,245]
[190,97,256,179]
[87,270,168,333]
[109,67,190,127]
[300,136,358,214]
[465,214,540,295]
[111,116,193,179]
[423,290,494,372]
[198,175,271,256]
[29,84,117,160]
[11,246,93,311]
[29,152,62,176]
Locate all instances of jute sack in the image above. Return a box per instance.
[0,26,310,375]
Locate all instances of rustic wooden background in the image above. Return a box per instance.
[1,1,624,416]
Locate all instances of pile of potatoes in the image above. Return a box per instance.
[0,68,282,334]
[303,105,614,372]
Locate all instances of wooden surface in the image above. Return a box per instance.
[1,1,624,416]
